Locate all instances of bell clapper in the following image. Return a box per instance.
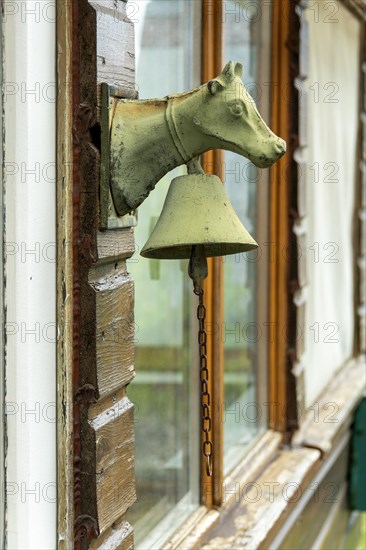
[188,244,208,294]
[188,245,213,477]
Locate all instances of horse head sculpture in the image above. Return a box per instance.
[108,61,286,216]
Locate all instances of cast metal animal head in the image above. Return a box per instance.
[109,61,286,216]
[194,61,285,168]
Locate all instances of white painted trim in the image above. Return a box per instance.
[1,9,5,547]
[3,2,57,548]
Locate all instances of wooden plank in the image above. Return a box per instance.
[89,0,135,90]
[97,229,135,263]
[90,397,134,471]
[268,0,292,435]
[90,397,136,534]
[89,266,135,398]
[96,449,136,534]
[201,0,224,508]
[90,518,134,550]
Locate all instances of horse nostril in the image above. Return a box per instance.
[275,139,286,156]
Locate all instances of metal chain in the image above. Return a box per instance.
[195,288,213,477]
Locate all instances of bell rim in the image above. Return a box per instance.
[140,240,258,260]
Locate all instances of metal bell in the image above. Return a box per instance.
[140,170,258,260]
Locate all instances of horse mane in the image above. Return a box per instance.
[122,83,206,107]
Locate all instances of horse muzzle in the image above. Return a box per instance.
[254,138,286,168]
[275,138,286,157]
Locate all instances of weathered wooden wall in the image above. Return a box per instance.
[71,1,137,547]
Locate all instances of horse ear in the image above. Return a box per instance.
[221,61,235,81]
[208,79,224,95]
[235,62,243,77]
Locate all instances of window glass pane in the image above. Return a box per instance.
[127,1,201,548]
[222,0,272,473]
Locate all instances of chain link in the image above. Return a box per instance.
[195,288,213,477]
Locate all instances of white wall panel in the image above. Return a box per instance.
[3,2,56,547]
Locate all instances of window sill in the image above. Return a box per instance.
[163,356,365,550]
[163,431,282,549]
[292,356,365,455]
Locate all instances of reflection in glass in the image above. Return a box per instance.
[223,0,271,473]
[127,1,201,548]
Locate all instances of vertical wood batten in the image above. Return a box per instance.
[268,0,302,438]
[71,0,137,547]
[268,0,289,434]
[57,0,75,546]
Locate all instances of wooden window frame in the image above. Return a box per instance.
[201,0,224,508]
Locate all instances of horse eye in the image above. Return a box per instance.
[229,101,244,116]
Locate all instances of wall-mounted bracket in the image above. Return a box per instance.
[100,83,138,230]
